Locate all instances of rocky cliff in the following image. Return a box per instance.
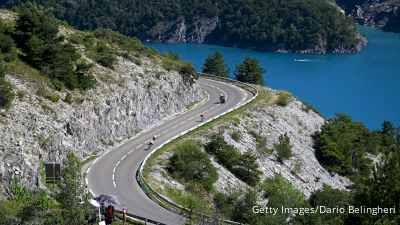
[338,0,400,32]
[0,26,203,197]
[146,17,219,44]
[147,88,350,200]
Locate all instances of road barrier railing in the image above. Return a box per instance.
[136,73,259,225]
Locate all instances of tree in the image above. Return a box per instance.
[262,174,307,225]
[202,51,230,77]
[302,185,351,225]
[274,133,293,162]
[313,114,371,176]
[232,151,261,186]
[168,141,218,191]
[234,56,266,85]
[348,143,400,224]
[205,133,227,156]
[13,4,95,90]
[56,153,89,225]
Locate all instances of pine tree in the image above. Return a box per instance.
[233,152,261,186]
[234,56,266,85]
[202,51,230,77]
[274,133,293,162]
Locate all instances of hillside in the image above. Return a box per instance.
[143,88,352,223]
[144,86,400,224]
[2,0,366,53]
[0,7,202,196]
[337,0,400,33]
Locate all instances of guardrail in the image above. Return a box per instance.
[115,209,167,225]
[136,73,259,225]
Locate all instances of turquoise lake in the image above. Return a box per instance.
[146,27,400,129]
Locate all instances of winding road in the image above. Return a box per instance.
[85,77,253,224]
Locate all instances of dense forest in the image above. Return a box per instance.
[2,0,363,53]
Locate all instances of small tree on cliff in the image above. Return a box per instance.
[202,51,230,77]
[234,56,266,85]
[57,153,89,224]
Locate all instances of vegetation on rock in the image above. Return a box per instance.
[274,133,293,162]
[205,133,261,186]
[168,141,218,191]
[1,0,363,52]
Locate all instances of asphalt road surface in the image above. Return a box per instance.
[86,77,253,224]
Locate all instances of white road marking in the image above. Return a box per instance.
[162,130,169,134]
[113,167,116,174]
[113,181,116,188]
[86,167,91,174]
[121,154,127,160]
[171,125,178,129]
[116,161,120,167]
[112,174,115,180]
[136,144,143,149]
[85,178,88,185]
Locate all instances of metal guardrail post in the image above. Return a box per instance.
[136,72,258,225]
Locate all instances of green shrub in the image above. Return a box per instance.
[231,131,242,142]
[302,101,323,117]
[232,151,261,186]
[276,91,292,106]
[274,133,293,162]
[249,129,271,155]
[17,90,25,100]
[205,133,226,156]
[168,141,218,191]
[218,145,241,170]
[92,41,117,68]
[96,54,117,68]
[37,88,60,102]
[64,93,73,104]
[0,78,14,109]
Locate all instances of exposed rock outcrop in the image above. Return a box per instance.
[343,0,400,32]
[146,17,219,44]
[148,88,351,198]
[0,56,202,196]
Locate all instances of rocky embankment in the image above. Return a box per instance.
[0,39,202,197]
[148,88,350,199]
[345,0,400,32]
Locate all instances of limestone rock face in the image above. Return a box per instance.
[149,88,351,198]
[349,0,400,29]
[146,17,219,44]
[0,57,202,196]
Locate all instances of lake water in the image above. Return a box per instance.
[146,27,400,130]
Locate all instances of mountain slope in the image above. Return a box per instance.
[0,8,202,195]
[2,0,366,53]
